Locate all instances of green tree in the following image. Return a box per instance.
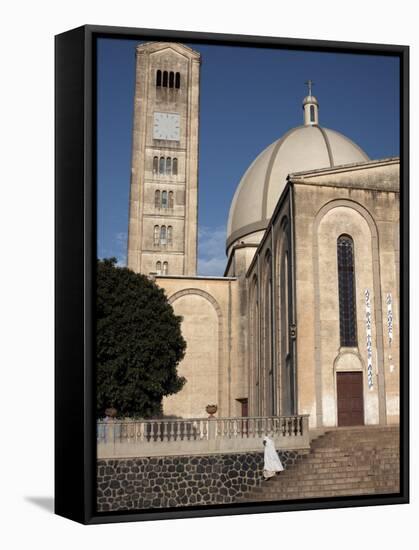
[96,258,186,418]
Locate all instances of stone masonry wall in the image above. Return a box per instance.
[97,450,304,512]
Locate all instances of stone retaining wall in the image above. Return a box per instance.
[97,450,305,512]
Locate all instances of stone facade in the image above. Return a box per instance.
[96,450,304,511]
[127,42,200,276]
[126,41,400,430]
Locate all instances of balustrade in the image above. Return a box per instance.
[97,415,309,458]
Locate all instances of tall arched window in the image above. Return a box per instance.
[169,71,174,88]
[153,225,160,246]
[154,190,160,209]
[250,276,260,416]
[161,190,168,208]
[153,156,158,173]
[167,226,173,245]
[162,71,168,87]
[162,261,168,275]
[337,235,357,347]
[156,261,162,275]
[160,225,167,245]
[175,72,180,89]
[166,157,172,175]
[156,70,162,87]
[310,104,315,123]
[264,253,274,416]
[159,157,165,174]
[168,191,174,209]
[172,158,178,175]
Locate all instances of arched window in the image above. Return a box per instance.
[167,226,173,245]
[156,261,162,275]
[250,276,260,416]
[162,261,168,275]
[166,157,172,175]
[175,72,180,89]
[169,71,174,88]
[153,156,158,174]
[160,225,167,245]
[161,190,168,208]
[162,71,168,87]
[310,104,315,123]
[264,253,274,415]
[168,191,174,209]
[156,70,162,87]
[153,225,160,246]
[154,190,160,209]
[159,157,165,174]
[172,158,178,175]
[337,235,357,347]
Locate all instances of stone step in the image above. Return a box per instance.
[309,450,398,458]
[248,477,399,494]
[277,469,399,481]
[243,485,399,501]
[291,458,396,468]
[256,478,398,492]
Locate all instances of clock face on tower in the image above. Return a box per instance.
[153,112,180,141]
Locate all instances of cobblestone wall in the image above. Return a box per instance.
[97,450,304,512]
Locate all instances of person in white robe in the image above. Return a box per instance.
[262,436,284,479]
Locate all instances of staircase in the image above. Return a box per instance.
[241,426,400,502]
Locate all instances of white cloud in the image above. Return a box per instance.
[114,232,127,267]
[198,225,227,276]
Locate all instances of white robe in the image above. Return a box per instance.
[263,436,284,478]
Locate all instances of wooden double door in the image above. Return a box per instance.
[336,372,364,426]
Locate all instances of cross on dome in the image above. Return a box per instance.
[305,79,314,96]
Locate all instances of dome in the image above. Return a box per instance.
[226,102,369,250]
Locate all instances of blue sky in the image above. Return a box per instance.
[97,39,400,275]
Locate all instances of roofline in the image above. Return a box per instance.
[223,243,260,277]
[155,274,236,281]
[245,184,292,277]
[289,156,399,179]
[136,41,201,59]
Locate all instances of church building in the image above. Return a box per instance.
[127,42,400,429]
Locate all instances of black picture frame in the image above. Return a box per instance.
[55,24,409,525]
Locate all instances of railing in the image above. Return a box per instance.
[97,415,310,458]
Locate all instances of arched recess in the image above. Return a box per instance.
[249,275,259,416]
[275,215,294,416]
[312,198,385,426]
[164,289,224,418]
[262,250,274,416]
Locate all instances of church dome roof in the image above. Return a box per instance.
[226,98,369,250]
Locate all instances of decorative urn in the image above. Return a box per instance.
[206,404,218,418]
[105,407,118,418]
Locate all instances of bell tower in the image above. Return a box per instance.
[127,42,201,276]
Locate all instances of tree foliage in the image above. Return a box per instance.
[96,258,186,419]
